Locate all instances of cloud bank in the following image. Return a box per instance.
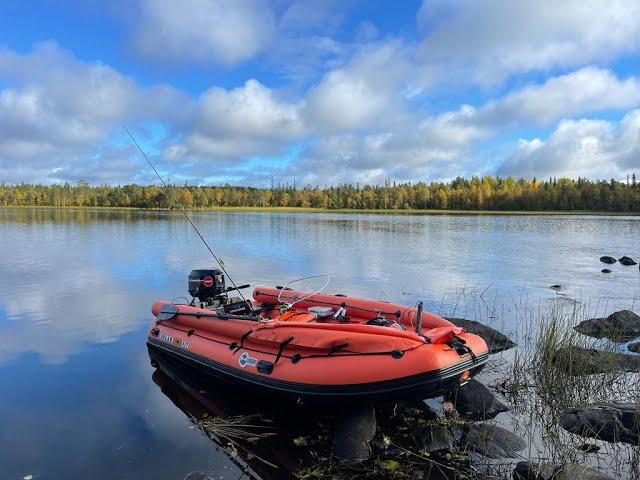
[1,0,640,185]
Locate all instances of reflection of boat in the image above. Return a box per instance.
[148,270,488,402]
[149,348,315,480]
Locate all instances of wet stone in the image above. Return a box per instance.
[446,379,509,420]
[618,256,637,266]
[628,341,640,353]
[552,346,640,374]
[560,403,640,445]
[332,403,376,461]
[460,423,526,459]
[184,473,213,480]
[514,461,614,480]
[445,318,516,353]
[416,424,454,452]
[599,256,617,264]
[574,310,640,342]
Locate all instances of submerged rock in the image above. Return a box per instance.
[574,310,640,342]
[417,424,454,452]
[601,268,612,273]
[560,403,640,445]
[628,341,640,353]
[460,424,526,458]
[578,443,600,453]
[514,461,614,480]
[445,318,516,353]
[332,404,376,461]
[184,473,213,480]
[550,284,562,290]
[552,346,640,374]
[446,379,509,420]
[599,256,617,264]
[619,256,638,266]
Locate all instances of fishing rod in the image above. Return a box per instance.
[124,127,256,315]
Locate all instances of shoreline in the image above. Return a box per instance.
[2,205,640,216]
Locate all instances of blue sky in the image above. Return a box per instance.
[0,0,639,186]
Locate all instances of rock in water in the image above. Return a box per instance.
[417,424,454,452]
[332,404,376,461]
[599,256,617,264]
[628,341,640,353]
[445,318,516,353]
[560,403,640,445]
[619,256,638,266]
[446,379,509,420]
[601,269,612,273]
[574,310,640,341]
[514,461,614,479]
[184,473,213,480]
[552,346,640,374]
[460,424,526,458]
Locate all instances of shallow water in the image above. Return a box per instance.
[1,208,639,479]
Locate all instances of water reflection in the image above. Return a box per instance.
[1,208,640,478]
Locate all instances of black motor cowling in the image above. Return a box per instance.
[188,269,226,302]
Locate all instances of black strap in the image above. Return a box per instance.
[449,336,477,362]
[274,336,294,365]
[234,328,254,354]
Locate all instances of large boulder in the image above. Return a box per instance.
[445,318,516,353]
[599,256,617,264]
[619,256,637,266]
[332,404,376,461]
[460,424,526,458]
[551,346,640,375]
[574,310,640,342]
[560,403,640,445]
[514,461,614,479]
[446,379,509,420]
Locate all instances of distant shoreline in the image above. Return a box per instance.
[2,205,640,216]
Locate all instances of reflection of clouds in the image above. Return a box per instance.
[1,345,232,479]
[2,209,639,364]
[0,213,163,364]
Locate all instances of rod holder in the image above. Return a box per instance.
[415,301,424,334]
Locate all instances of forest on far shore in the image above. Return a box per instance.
[2,175,640,212]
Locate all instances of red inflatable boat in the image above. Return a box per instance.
[147,270,489,401]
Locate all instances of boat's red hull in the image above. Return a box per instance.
[147,287,489,400]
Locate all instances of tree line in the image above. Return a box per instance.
[1,175,640,211]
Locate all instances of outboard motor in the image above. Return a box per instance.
[188,269,252,312]
[189,269,226,305]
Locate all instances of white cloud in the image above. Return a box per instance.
[418,0,640,85]
[302,42,410,132]
[165,79,304,161]
[134,0,275,66]
[498,110,640,179]
[0,42,186,183]
[477,67,640,126]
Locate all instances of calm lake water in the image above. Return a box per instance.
[1,208,639,479]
